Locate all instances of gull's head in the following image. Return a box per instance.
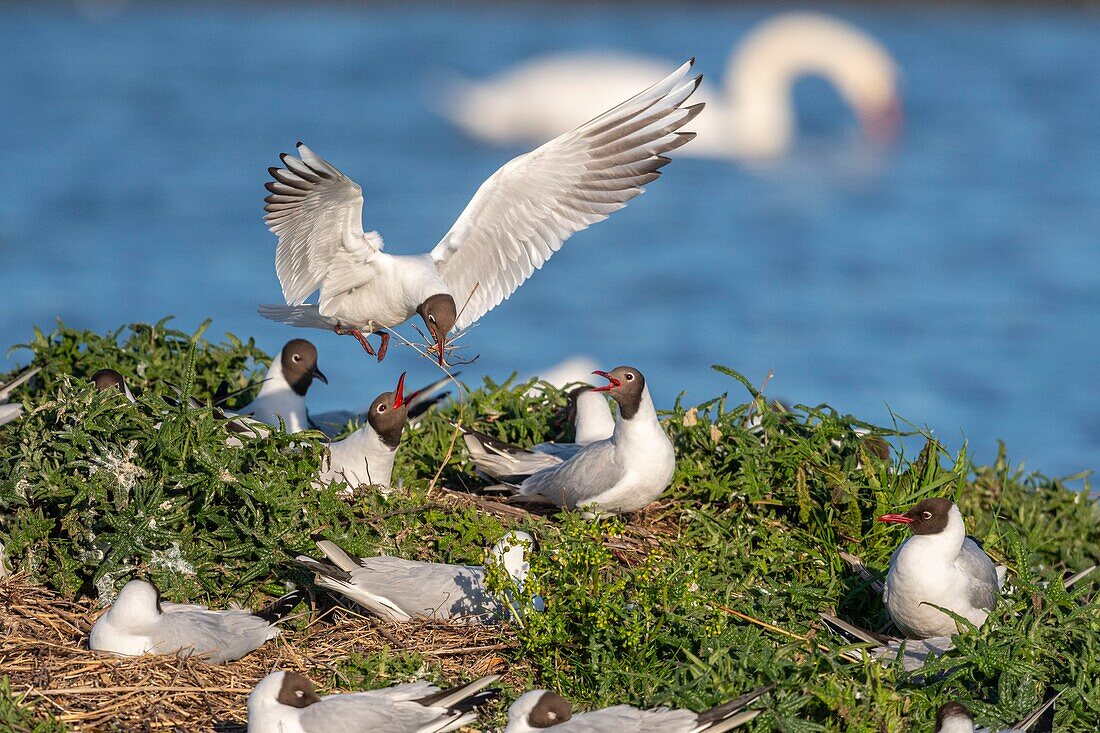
[878,497,960,537]
[934,701,975,733]
[417,294,458,366]
[366,372,410,449]
[280,339,327,396]
[592,366,646,419]
[91,369,135,402]
[248,671,321,729]
[107,578,163,626]
[506,690,573,733]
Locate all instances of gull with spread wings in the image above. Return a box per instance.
[259,59,703,364]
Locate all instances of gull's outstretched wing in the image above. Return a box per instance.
[431,59,703,330]
[264,144,384,310]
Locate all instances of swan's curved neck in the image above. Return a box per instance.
[717,14,897,159]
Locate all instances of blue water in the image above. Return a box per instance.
[1,4,1097,477]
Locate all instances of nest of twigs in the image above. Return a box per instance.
[0,578,519,732]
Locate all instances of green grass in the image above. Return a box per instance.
[1,319,1097,731]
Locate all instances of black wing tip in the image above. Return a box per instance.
[690,75,703,93]
[253,588,307,624]
[687,56,696,67]
[696,685,774,725]
[296,141,305,149]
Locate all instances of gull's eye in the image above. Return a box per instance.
[292,354,302,362]
[295,691,304,699]
[428,314,437,324]
[377,404,387,413]
[922,511,932,520]
[625,372,635,381]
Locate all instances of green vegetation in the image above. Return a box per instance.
[1,320,1097,731]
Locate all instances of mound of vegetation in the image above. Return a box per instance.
[0,320,1097,731]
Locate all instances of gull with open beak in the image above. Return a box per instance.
[467,366,675,515]
[318,371,410,490]
[293,531,538,623]
[459,385,613,476]
[247,671,499,733]
[504,686,772,733]
[876,497,1000,639]
[258,59,703,365]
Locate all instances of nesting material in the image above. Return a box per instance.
[0,579,516,732]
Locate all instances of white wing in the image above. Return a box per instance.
[264,144,384,309]
[431,59,703,330]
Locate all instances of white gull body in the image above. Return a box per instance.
[882,501,999,638]
[258,60,703,357]
[294,532,537,624]
[504,688,769,733]
[316,373,410,490]
[236,340,327,435]
[470,368,674,515]
[443,13,899,162]
[247,670,499,733]
[88,579,293,664]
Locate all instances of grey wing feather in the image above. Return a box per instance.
[350,556,500,622]
[152,608,275,663]
[956,537,999,610]
[257,303,337,331]
[299,694,451,733]
[870,635,955,672]
[561,706,698,732]
[0,404,23,427]
[516,440,624,509]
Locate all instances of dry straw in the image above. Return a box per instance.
[0,578,518,732]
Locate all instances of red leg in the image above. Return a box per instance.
[334,324,376,357]
[375,330,390,362]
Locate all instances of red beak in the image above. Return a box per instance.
[434,330,446,367]
[393,372,407,409]
[591,370,620,392]
[877,513,913,524]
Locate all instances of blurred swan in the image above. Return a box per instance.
[443,12,901,162]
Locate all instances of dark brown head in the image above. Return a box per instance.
[878,497,956,536]
[91,369,127,393]
[592,366,646,420]
[528,690,573,728]
[276,672,322,709]
[934,701,973,732]
[417,294,458,366]
[366,372,410,449]
[280,339,327,396]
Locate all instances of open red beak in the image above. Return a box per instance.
[591,370,621,392]
[393,371,407,409]
[877,513,913,524]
